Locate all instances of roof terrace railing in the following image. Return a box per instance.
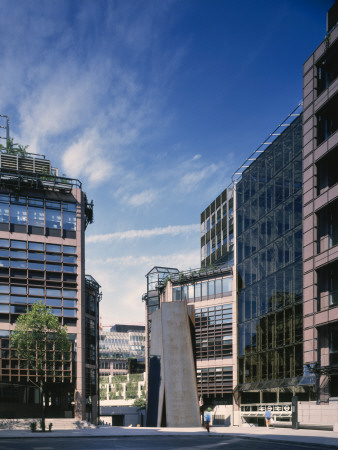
[157,264,233,288]
[0,169,82,191]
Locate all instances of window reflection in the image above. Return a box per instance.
[10,204,27,225]
[46,209,61,229]
[28,206,44,227]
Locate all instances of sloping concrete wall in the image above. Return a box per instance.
[149,302,200,427]
[160,302,200,427]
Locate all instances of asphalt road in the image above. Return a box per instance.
[0,436,332,450]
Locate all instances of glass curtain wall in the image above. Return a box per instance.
[236,115,303,386]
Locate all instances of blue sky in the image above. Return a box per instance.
[0,0,333,325]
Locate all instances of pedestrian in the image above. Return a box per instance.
[204,408,211,433]
[264,408,272,428]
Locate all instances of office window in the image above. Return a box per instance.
[46,209,61,229]
[10,204,27,225]
[63,211,76,231]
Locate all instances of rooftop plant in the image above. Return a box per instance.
[0,138,29,157]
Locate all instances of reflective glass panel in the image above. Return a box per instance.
[46,264,61,272]
[46,244,61,252]
[63,265,76,273]
[46,254,61,262]
[11,286,26,294]
[63,256,76,263]
[63,300,76,307]
[0,203,9,223]
[208,280,215,296]
[63,245,76,254]
[10,204,27,225]
[11,296,27,304]
[28,206,44,227]
[11,241,26,249]
[63,309,77,317]
[0,295,9,303]
[29,288,44,296]
[28,252,44,261]
[11,261,27,269]
[63,290,77,298]
[63,211,76,231]
[28,198,43,207]
[46,299,62,307]
[63,202,76,212]
[28,262,44,270]
[45,209,61,229]
[11,250,26,259]
[28,242,44,251]
[46,289,61,297]
[45,201,60,209]
[195,283,201,298]
[172,287,181,301]
[223,277,232,293]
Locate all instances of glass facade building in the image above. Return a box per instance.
[200,187,234,267]
[236,115,305,399]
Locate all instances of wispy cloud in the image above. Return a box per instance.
[125,189,157,207]
[180,163,219,193]
[88,250,200,269]
[62,129,113,184]
[86,224,200,244]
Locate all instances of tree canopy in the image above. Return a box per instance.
[11,302,71,430]
[11,301,70,382]
[133,397,146,409]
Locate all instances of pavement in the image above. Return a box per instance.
[0,425,338,448]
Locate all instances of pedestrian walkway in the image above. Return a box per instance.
[0,425,338,448]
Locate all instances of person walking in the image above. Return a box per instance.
[264,408,272,428]
[204,409,211,433]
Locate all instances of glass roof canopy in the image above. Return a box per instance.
[146,266,179,292]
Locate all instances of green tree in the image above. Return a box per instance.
[133,397,146,409]
[11,302,70,431]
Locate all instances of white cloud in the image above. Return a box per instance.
[89,250,200,270]
[86,224,200,244]
[180,163,219,193]
[126,189,157,207]
[192,154,202,160]
[62,129,113,184]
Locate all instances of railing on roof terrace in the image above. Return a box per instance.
[85,274,101,291]
[0,169,81,191]
[157,265,233,288]
[0,148,46,159]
